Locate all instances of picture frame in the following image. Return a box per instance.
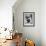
[23,12,35,27]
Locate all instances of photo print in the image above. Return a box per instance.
[23,12,35,27]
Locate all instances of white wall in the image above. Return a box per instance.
[41,0,46,46]
[0,0,16,30]
[13,0,41,46]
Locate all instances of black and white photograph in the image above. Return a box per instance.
[23,12,35,27]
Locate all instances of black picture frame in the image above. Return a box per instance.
[23,12,35,27]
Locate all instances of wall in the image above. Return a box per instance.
[13,0,41,46]
[0,0,16,30]
[41,0,46,46]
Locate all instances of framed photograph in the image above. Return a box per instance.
[23,12,35,27]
